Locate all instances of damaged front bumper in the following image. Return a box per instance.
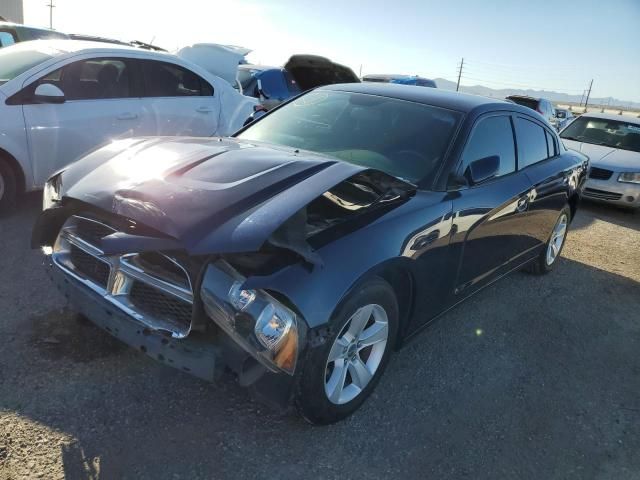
[43,214,306,409]
[47,261,302,409]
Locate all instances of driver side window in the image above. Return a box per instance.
[460,115,516,178]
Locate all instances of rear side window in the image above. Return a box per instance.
[460,115,516,177]
[141,60,213,97]
[515,117,548,168]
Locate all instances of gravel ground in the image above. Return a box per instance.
[0,194,639,480]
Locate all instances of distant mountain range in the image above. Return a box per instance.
[434,78,640,110]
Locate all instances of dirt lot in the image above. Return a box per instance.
[1,194,638,480]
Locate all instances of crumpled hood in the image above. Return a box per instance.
[562,140,640,171]
[283,54,360,91]
[55,137,380,255]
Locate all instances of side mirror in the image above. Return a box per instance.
[464,155,500,185]
[34,83,65,104]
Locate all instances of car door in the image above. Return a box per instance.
[21,56,148,186]
[516,116,570,245]
[450,113,537,297]
[139,59,219,137]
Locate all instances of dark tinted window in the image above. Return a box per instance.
[142,60,212,97]
[460,115,516,177]
[515,117,548,168]
[60,58,133,100]
[545,130,557,157]
[238,90,462,184]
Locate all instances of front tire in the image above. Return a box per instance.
[295,276,399,425]
[526,206,571,275]
[0,158,17,214]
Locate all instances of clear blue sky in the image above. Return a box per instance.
[24,0,640,103]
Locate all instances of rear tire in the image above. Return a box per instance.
[295,276,399,425]
[526,205,571,275]
[0,158,17,214]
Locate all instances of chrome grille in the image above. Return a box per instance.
[69,244,110,288]
[130,281,192,329]
[51,215,194,338]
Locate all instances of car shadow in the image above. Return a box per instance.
[1,256,639,479]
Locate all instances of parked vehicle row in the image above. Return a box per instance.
[0,20,165,50]
[33,84,588,424]
[0,40,258,210]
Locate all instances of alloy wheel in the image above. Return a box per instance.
[324,304,389,405]
[546,213,568,266]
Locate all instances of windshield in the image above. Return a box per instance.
[0,45,59,85]
[560,116,640,153]
[237,90,462,184]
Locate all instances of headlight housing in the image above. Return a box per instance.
[202,262,302,375]
[618,172,640,184]
[43,173,63,210]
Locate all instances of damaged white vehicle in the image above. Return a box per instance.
[0,40,258,210]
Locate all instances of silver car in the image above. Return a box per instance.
[560,112,640,209]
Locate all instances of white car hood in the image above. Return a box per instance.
[562,140,640,172]
[176,43,251,87]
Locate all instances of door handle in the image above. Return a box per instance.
[117,112,138,120]
[196,106,213,113]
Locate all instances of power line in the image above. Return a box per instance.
[46,0,55,29]
[456,57,464,92]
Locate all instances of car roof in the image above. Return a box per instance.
[321,82,511,113]
[578,112,640,125]
[6,38,170,56]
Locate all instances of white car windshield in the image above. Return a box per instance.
[561,117,640,153]
[0,45,60,85]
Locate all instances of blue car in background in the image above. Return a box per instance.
[363,73,437,88]
[238,54,360,110]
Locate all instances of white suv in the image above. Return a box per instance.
[0,40,258,210]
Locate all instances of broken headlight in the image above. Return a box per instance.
[43,173,63,210]
[202,262,301,375]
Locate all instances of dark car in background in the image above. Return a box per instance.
[238,54,359,109]
[506,94,557,128]
[362,73,437,88]
[33,84,588,424]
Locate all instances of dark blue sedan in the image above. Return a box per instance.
[34,83,588,424]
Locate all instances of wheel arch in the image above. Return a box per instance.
[330,257,417,350]
[0,147,26,194]
[568,191,579,221]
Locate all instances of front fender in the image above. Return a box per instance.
[244,193,453,329]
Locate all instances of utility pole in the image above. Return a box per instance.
[359,64,362,78]
[456,58,464,92]
[46,0,55,29]
[584,79,593,110]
